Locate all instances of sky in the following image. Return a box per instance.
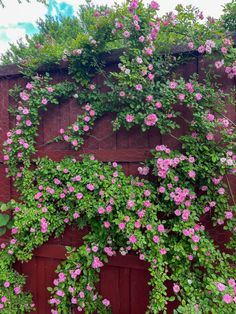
[0,0,230,56]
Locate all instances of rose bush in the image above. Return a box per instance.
[0,0,235,313]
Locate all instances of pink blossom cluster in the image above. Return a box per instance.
[170,187,193,206]
[156,155,187,178]
[40,218,48,233]
[92,256,104,269]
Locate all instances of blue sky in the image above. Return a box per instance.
[0,0,230,56]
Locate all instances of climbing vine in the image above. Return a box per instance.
[0,1,236,313]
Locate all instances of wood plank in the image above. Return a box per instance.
[33,148,153,162]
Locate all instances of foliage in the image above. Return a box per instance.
[0,0,235,313]
[221,0,236,32]
[0,203,12,237]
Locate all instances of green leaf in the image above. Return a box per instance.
[0,214,10,227]
[0,227,6,236]
[0,203,7,212]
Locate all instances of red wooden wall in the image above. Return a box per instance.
[0,55,235,314]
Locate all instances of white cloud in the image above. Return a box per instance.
[0,0,47,24]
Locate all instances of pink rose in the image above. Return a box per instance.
[126,114,134,123]
[129,235,137,243]
[144,114,158,126]
[150,1,160,10]
[123,31,130,38]
[41,98,48,105]
[173,284,180,293]
[223,294,233,303]
[135,84,143,91]
[153,235,159,243]
[217,283,226,291]
[195,93,202,101]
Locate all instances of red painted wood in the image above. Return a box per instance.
[0,56,235,313]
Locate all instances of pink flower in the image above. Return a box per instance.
[153,235,159,243]
[146,224,152,231]
[92,256,104,268]
[207,113,215,121]
[158,186,165,193]
[102,299,110,307]
[126,114,134,123]
[56,290,65,297]
[160,248,167,255]
[89,84,95,90]
[14,287,21,295]
[223,294,233,303]
[86,183,95,191]
[157,224,165,232]
[123,31,130,38]
[104,221,111,228]
[127,200,135,209]
[47,87,54,93]
[139,35,145,42]
[198,45,205,53]
[221,47,228,54]
[20,92,29,101]
[71,140,78,146]
[195,93,202,101]
[206,133,214,140]
[26,82,33,90]
[135,84,143,91]
[144,190,151,197]
[186,83,194,93]
[215,60,224,69]
[119,222,126,230]
[188,170,196,178]
[150,1,160,10]
[146,95,154,102]
[129,235,137,243]
[175,209,181,216]
[144,114,158,126]
[218,188,225,195]
[76,193,83,199]
[178,94,185,101]
[169,82,178,89]
[148,73,154,80]
[144,47,153,55]
[22,108,29,115]
[98,207,105,214]
[217,283,226,291]
[71,297,77,304]
[192,235,200,243]
[41,98,48,105]
[26,119,32,126]
[173,284,180,293]
[4,282,10,288]
[225,211,233,219]
[1,297,7,303]
[188,42,194,49]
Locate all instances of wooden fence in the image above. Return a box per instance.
[0,52,235,313]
